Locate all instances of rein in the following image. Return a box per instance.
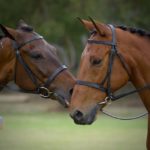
[13,36,67,98]
[76,24,149,120]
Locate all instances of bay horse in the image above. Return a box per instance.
[0,20,75,107]
[69,18,150,149]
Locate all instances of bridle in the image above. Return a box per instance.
[76,24,150,108]
[13,36,67,98]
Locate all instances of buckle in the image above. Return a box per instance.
[98,96,112,105]
[38,87,53,98]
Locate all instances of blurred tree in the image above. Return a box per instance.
[0,0,149,69]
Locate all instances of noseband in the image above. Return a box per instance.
[13,36,67,98]
[76,24,150,106]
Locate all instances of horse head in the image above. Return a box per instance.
[69,18,133,124]
[0,20,75,107]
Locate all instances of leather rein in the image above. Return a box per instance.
[13,36,67,98]
[76,24,149,119]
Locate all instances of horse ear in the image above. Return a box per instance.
[89,17,108,36]
[77,18,94,31]
[0,24,15,40]
[17,19,33,32]
[17,19,28,28]
[78,18,109,36]
[96,22,110,36]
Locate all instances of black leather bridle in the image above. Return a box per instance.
[13,36,67,98]
[76,24,150,106]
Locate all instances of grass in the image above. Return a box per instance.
[0,112,147,150]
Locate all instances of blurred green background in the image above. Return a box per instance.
[0,0,149,150]
[0,0,149,61]
[0,112,147,150]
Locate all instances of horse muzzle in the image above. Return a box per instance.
[70,105,99,125]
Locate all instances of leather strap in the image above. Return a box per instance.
[76,80,107,92]
[76,24,150,102]
[13,36,67,97]
[44,65,67,88]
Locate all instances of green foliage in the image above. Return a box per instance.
[0,0,149,56]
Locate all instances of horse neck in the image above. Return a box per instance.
[0,38,15,86]
[128,37,150,85]
[118,30,150,111]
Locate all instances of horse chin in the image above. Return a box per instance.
[52,93,70,108]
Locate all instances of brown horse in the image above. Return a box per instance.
[0,21,75,107]
[69,19,150,149]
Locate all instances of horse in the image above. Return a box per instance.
[0,20,75,107]
[69,18,150,149]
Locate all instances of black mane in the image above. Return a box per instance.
[116,25,150,38]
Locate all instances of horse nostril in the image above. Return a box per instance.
[72,110,84,121]
[69,88,74,96]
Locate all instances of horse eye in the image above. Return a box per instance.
[30,53,43,59]
[91,59,102,65]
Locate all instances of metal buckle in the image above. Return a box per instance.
[99,96,112,105]
[38,87,53,98]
